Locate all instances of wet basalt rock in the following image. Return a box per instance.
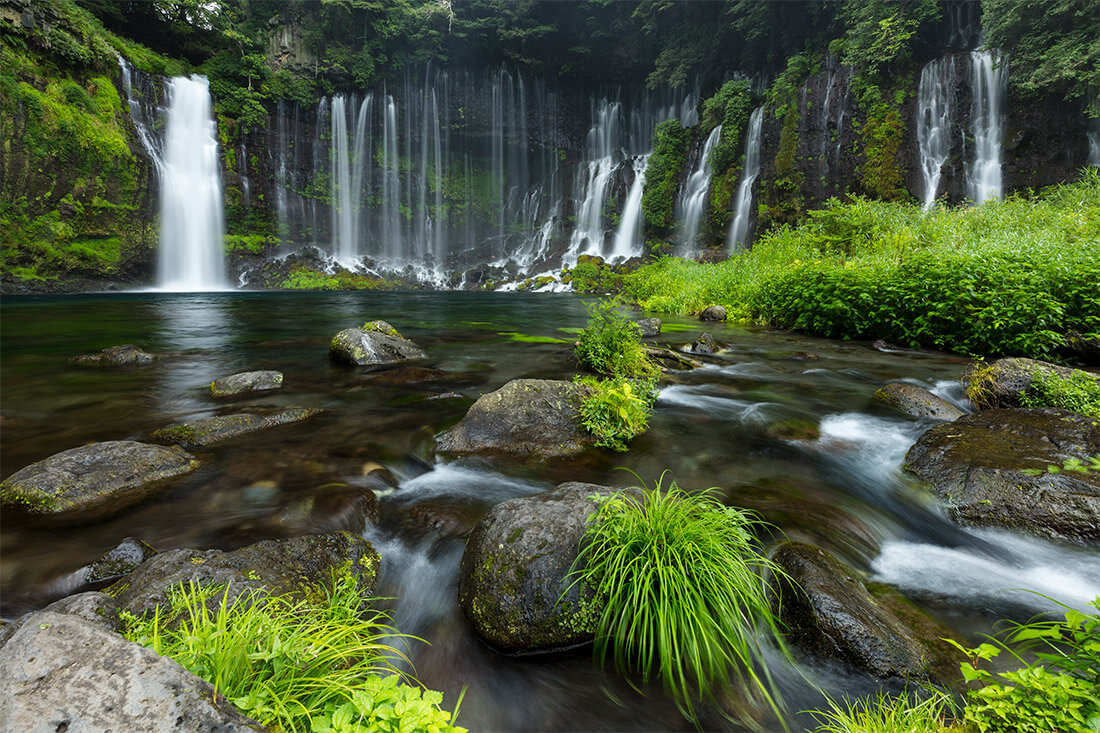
[150,407,322,449]
[699,305,727,321]
[458,482,625,654]
[770,542,954,682]
[904,407,1100,544]
[330,323,427,366]
[434,379,595,459]
[0,440,200,521]
[963,357,1100,409]
[873,382,965,421]
[210,370,284,397]
[634,317,661,337]
[69,344,157,366]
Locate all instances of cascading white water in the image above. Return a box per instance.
[158,75,226,291]
[727,106,764,251]
[675,125,722,254]
[608,154,649,262]
[330,95,357,263]
[1088,116,1100,167]
[967,50,1007,204]
[916,56,956,211]
[568,100,623,262]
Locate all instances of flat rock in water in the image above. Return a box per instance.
[458,482,621,654]
[0,440,199,521]
[330,327,427,366]
[151,407,322,448]
[109,531,380,618]
[873,382,964,421]
[0,610,264,731]
[904,407,1100,544]
[210,370,284,397]
[434,379,594,458]
[69,344,157,366]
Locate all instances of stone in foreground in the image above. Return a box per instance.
[330,325,427,366]
[211,369,284,397]
[905,407,1100,544]
[0,440,199,520]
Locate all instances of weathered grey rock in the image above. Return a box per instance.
[691,332,717,355]
[872,382,965,421]
[458,482,623,654]
[211,370,284,397]
[151,407,322,449]
[0,610,264,731]
[69,344,156,366]
[635,317,661,338]
[699,305,727,321]
[330,326,427,366]
[0,440,199,521]
[434,379,595,458]
[904,407,1100,544]
[109,531,380,618]
[771,542,950,681]
[1,592,122,648]
[86,537,158,586]
[963,357,1099,409]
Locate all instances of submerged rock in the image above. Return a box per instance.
[210,370,284,397]
[0,609,264,731]
[904,407,1100,544]
[434,379,595,458]
[458,482,620,654]
[873,382,964,421]
[69,344,157,366]
[150,407,322,449]
[0,440,199,521]
[963,357,1099,409]
[330,325,427,366]
[770,542,952,681]
[108,531,380,618]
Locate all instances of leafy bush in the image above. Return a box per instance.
[1020,368,1100,418]
[568,477,789,725]
[575,299,659,379]
[575,375,656,451]
[642,119,691,230]
[121,573,464,733]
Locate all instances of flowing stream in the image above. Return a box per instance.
[3,292,1097,731]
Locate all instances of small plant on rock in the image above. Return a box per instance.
[575,375,657,451]
[1020,368,1100,418]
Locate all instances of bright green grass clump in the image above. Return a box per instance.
[808,691,961,733]
[624,171,1100,358]
[569,476,790,726]
[121,573,465,733]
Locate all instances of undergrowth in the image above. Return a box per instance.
[575,374,657,451]
[1020,368,1100,418]
[574,299,660,380]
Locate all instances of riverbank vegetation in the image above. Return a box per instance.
[624,172,1100,359]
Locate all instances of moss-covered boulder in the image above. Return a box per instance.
[108,532,380,618]
[210,370,284,398]
[872,382,964,421]
[904,408,1100,544]
[150,407,321,449]
[0,440,199,521]
[69,344,157,366]
[770,542,956,682]
[330,326,427,366]
[434,379,594,458]
[963,357,1099,409]
[457,482,621,654]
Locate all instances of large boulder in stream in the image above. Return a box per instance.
[109,531,380,618]
[458,482,622,654]
[963,357,1100,409]
[435,379,595,459]
[0,440,200,522]
[330,322,427,366]
[69,344,157,366]
[872,382,965,421]
[0,599,264,731]
[770,542,959,682]
[150,407,322,449]
[904,407,1100,544]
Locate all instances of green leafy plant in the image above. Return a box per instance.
[1021,454,1100,476]
[575,375,656,451]
[567,475,790,727]
[121,573,464,733]
[574,299,659,380]
[944,596,1100,733]
[1020,368,1100,418]
[808,690,959,733]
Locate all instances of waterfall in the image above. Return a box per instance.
[916,56,956,210]
[1088,116,1100,167]
[157,76,226,291]
[381,93,402,261]
[967,50,1007,204]
[330,95,357,263]
[568,99,623,262]
[609,155,649,262]
[676,125,722,253]
[728,107,764,251]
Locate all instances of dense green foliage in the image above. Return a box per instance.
[1019,368,1100,418]
[625,173,1100,359]
[641,119,691,232]
[700,79,755,239]
[121,574,464,733]
[568,478,788,726]
[575,375,657,452]
[574,299,659,380]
